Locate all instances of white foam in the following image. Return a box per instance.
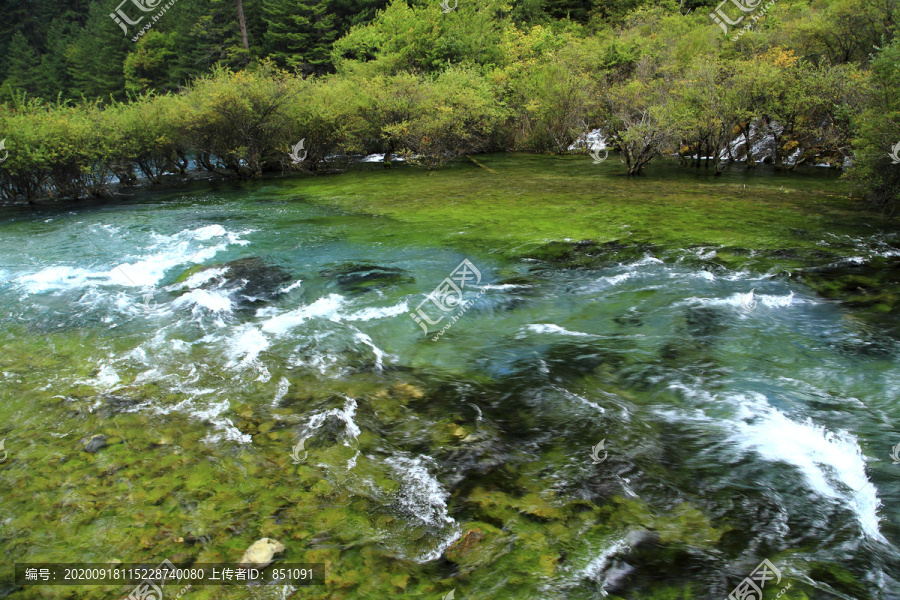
[522,323,592,337]
[563,388,606,413]
[684,291,802,310]
[478,283,530,290]
[385,454,458,561]
[627,255,664,267]
[91,364,121,390]
[273,376,290,406]
[354,331,385,371]
[728,392,884,541]
[347,449,360,471]
[180,267,229,289]
[277,279,303,294]
[580,535,631,586]
[362,153,408,163]
[260,294,346,335]
[16,225,247,294]
[128,394,251,445]
[673,270,716,281]
[192,398,252,444]
[190,224,227,240]
[303,396,361,439]
[224,325,271,368]
[757,292,797,308]
[386,456,454,526]
[344,300,409,322]
[601,272,633,285]
[173,288,233,313]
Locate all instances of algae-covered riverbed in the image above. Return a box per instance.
[1,154,899,599]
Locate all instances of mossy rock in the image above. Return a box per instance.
[445,522,508,568]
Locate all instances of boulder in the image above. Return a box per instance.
[83,434,107,454]
[238,538,285,568]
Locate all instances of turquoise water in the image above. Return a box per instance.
[0,178,898,599]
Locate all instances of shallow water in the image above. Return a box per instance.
[0,171,899,599]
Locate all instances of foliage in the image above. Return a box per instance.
[845,37,900,212]
[0,0,897,202]
[183,64,296,177]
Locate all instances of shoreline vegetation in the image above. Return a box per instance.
[0,0,898,210]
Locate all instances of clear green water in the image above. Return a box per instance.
[0,155,898,599]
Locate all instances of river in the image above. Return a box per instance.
[0,160,898,599]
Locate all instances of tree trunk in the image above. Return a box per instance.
[236,0,249,51]
[384,140,393,168]
[740,122,755,169]
[772,126,782,171]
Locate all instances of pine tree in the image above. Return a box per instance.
[66,0,129,99]
[37,19,74,99]
[183,0,257,71]
[262,0,337,73]
[3,32,42,96]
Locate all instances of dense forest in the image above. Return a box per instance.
[0,0,898,210]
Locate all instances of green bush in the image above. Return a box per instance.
[183,64,296,178]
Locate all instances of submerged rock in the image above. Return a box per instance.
[526,240,659,270]
[177,257,293,309]
[220,257,293,299]
[238,537,285,568]
[82,434,107,454]
[446,527,485,562]
[319,263,413,294]
[373,382,425,403]
[444,523,506,567]
[602,562,636,594]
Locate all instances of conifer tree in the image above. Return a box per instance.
[263,0,337,73]
[3,32,42,96]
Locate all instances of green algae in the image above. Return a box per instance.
[258,152,900,323]
[0,353,758,599]
[0,155,887,599]
[268,154,886,261]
